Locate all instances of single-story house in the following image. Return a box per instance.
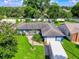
[17,22,68,59]
[59,22,79,43]
[17,22,64,43]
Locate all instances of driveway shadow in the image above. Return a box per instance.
[45,55,50,59]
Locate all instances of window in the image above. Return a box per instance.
[56,37,62,41]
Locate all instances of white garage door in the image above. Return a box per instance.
[44,37,63,44]
[44,37,56,44]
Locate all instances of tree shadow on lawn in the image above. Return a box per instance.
[76,44,79,49]
[64,48,79,59]
[64,37,70,41]
[64,37,79,48]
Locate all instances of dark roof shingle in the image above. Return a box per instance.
[17,22,64,37]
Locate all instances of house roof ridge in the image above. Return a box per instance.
[44,23,64,36]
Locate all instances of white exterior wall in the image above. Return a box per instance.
[44,37,56,44]
[44,37,63,44]
[56,37,63,41]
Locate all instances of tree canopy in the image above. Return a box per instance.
[23,6,40,18]
[71,2,79,18]
[0,7,24,18]
[0,0,78,19]
[47,3,60,19]
[0,23,17,59]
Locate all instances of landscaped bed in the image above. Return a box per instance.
[12,36,45,59]
[62,39,79,59]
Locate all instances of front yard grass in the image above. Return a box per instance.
[12,36,45,59]
[62,39,79,59]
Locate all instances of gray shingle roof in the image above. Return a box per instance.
[17,22,64,37]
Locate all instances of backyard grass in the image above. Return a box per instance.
[55,21,64,26]
[12,35,45,59]
[62,39,79,59]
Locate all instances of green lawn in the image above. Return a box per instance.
[62,39,79,59]
[12,36,45,59]
[55,21,64,26]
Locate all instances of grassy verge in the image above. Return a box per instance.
[12,36,45,59]
[62,39,79,59]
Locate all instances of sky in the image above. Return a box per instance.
[0,0,79,7]
[0,0,23,7]
[51,0,79,6]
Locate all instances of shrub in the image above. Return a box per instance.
[22,32,25,36]
[0,23,17,59]
[25,18,31,22]
[0,15,4,20]
[32,34,42,43]
[0,36,17,59]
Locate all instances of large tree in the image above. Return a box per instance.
[0,7,24,18]
[59,9,72,18]
[47,3,61,19]
[24,0,50,18]
[0,23,17,59]
[24,0,50,10]
[23,6,40,18]
[47,3,72,19]
[71,2,79,18]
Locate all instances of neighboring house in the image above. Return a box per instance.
[59,22,79,43]
[17,22,64,43]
